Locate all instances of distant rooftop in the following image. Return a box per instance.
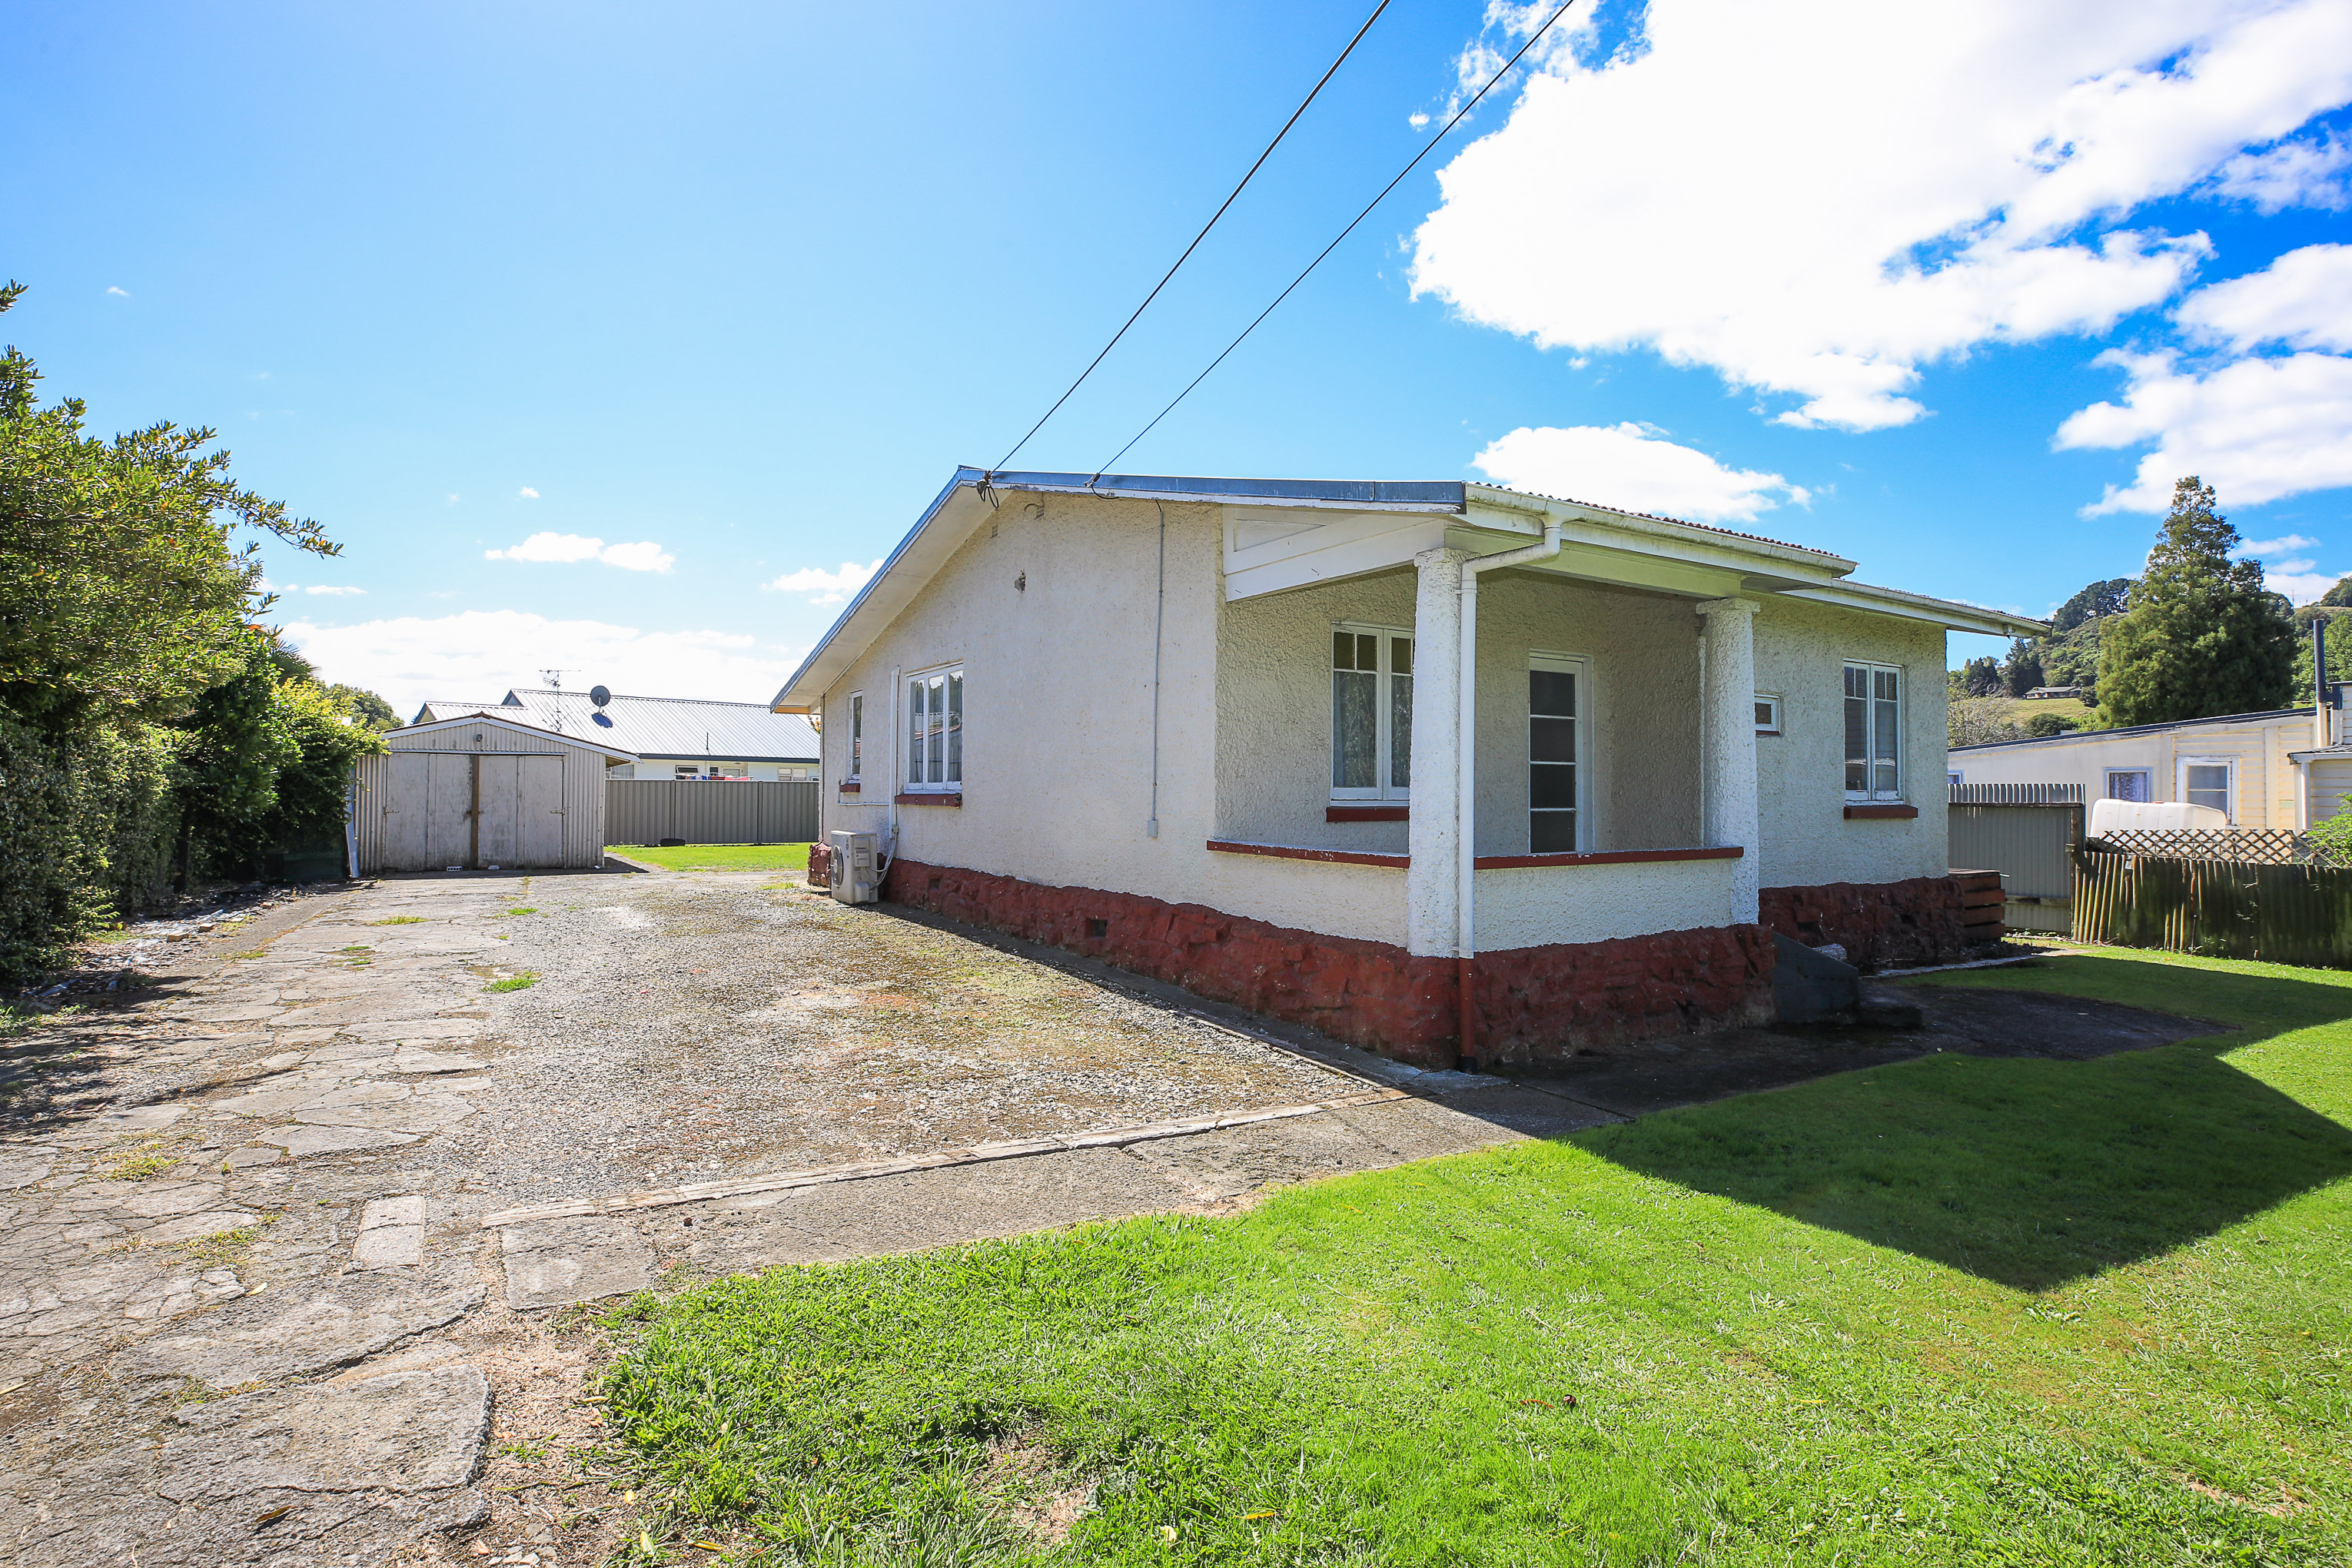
[413,689,817,761]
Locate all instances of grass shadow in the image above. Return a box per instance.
[1568,956,2352,1290]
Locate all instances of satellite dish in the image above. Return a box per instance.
[590,685,611,706]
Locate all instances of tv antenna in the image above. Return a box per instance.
[539,669,578,733]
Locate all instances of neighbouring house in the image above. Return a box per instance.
[1951,688,2350,829]
[771,467,2041,1069]
[412,690,819,780]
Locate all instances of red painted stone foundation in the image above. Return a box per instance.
[880,857,1778,1068]
[1760,875,1968,971]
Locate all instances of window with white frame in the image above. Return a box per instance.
[1843,662,1902,799]
[1330,625,1411,800]
[2179,757,2233,819]
[2104,769,2151,803]
[1753,694,1782,735]
[905,666,963,792]
[846,692,864,782]
[1529,653,1589,852]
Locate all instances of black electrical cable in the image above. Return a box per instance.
[991,0,1395,473]
[1091,0,1583,480]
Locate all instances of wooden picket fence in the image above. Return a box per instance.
[2072,847,2352,968]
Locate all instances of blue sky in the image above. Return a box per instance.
[7,0,2350,709]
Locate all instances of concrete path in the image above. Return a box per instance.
[0,872,1593,1567]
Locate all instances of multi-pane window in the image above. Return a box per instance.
[2181,759,2231,819]
[846,692,863,782]
[1529,654,1586,852]
[905,666,963,792]
[1843,663,1902,799]
[1330,624,1411,800]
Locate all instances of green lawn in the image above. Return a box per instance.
[610,842,812,874]
[599,948,2352,1566]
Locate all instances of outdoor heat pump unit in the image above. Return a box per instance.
[828,829,880,905]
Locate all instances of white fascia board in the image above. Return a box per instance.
[1463,486,1857,578]
[1222,511,1456,600]
[774,482,992,709]
[1015,480,1443,513]
[1779,581,2048,637]
[395,713,639,762]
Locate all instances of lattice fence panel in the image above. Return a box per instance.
[2088,828,2310,865]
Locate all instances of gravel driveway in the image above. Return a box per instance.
[2,864,1551,1567]
[443,870,1356,1208]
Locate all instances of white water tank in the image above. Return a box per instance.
[2088,799,2229,835]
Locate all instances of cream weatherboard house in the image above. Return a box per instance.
[1951,693,2351,828]
[773,468,2039,1069]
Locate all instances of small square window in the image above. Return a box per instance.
[1753,694,1781,735]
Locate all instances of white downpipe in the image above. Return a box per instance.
[1455,522,1563,972]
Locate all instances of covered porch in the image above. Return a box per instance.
[1208,485,1809,968]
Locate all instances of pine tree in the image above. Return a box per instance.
[2098,477,2295,726]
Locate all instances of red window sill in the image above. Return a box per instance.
[839,782,861,793]
[1203,842,1743,871]
[1326,805,1407,823]
[895,792,962,807]
[1204,839,1408,869]
[1473,845,1742,870]
[1844,803,1918,820]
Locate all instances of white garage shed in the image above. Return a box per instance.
[352,713,636,873]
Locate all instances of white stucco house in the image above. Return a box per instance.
[772,468,2039,1069]
[1951,691,2349,829]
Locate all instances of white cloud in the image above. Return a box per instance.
[2057,348,2352,514]
[1472,424,1808,524]
[2175,243,2352,352]
[596,540,676,573]
[2233,533,2344,603]
[519,487,540,499]
[1410,0,2352,430]
[2240,533,2321,556]
[302,584,367,596]
[763,558,882,606]
[483,531,675,573]
[105,285,128,297]
[280,610,801,716]
[1408,111,1431,129]
[2208,131,2352,211]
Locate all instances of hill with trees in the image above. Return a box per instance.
[1948,481,2298,748]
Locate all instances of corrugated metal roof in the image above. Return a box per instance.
[417,690,817,761]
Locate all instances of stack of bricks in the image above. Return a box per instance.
[1760,875,1970,972]
[1951,869,2006,946]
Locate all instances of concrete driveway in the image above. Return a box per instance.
[0,868,1583,1567]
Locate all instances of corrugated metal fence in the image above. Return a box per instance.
[1949,783,2085,933]
[604,779,818,845]
[2072,849,2352,968]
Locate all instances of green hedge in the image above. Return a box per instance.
[0,709,179,986]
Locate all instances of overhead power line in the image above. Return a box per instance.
[1091,0,1583,480]
[992,0,1396,473]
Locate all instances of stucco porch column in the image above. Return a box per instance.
[1407,546,1469,957]
[1696,596,1762,923]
